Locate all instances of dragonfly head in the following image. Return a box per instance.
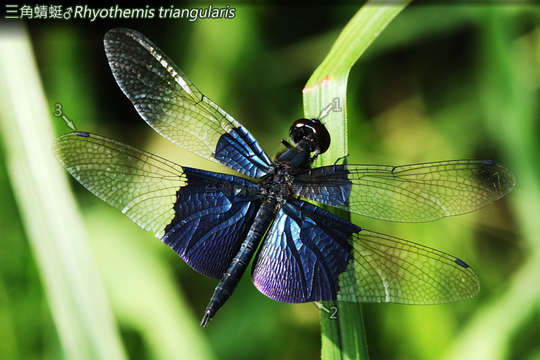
[289,118,330,155]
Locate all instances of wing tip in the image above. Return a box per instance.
[104,28,147,58]
[54,131,85,147]
[104,27,139,42]
[74,131,90,137]
[481,160,516,195]
[458,261,480,301]
[454,258,469,268]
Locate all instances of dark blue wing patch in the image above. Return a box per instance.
[214,126,272,179]
[292,165,352,206]
[163,168,260,278]
[251,199,359,303]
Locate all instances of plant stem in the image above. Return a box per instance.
[302,2,411,359]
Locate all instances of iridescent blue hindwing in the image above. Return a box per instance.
[251,199,359,302]
[251,198,480,304]
[163,168,260,278]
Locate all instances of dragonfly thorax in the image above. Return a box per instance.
[260,164,294,203]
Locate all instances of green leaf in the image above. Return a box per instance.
[302,2,411,359]
[0,26,127,360]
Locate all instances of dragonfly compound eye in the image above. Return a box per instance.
[289,118,331,154]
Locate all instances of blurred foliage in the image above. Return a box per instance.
[0,3,538,360]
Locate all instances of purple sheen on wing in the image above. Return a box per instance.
[252,200,358,303]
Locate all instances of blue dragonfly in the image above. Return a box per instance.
[55,28,515,327]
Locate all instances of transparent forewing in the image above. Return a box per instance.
[55,132,186,238]
[338,229,479,304]
[103,28,272,178]
[293,160,515,222]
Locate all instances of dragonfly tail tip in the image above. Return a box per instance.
[200,311,212,327]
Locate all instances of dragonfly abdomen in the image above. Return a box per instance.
[201,198,278,327]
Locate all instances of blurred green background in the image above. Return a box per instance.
[0,3,539,360]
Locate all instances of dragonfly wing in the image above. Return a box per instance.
[252,199,479,304]
[293,160,515,222]
[162,168,261,278]
[55,132,260,278]
[338,229,479,304]
[251,199,358,302]
[103,28,272,178]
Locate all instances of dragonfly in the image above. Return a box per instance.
[55,28,515,327]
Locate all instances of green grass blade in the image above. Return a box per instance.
[0,26,126,360]
[302,2,411,359]
[86,207,216,360]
